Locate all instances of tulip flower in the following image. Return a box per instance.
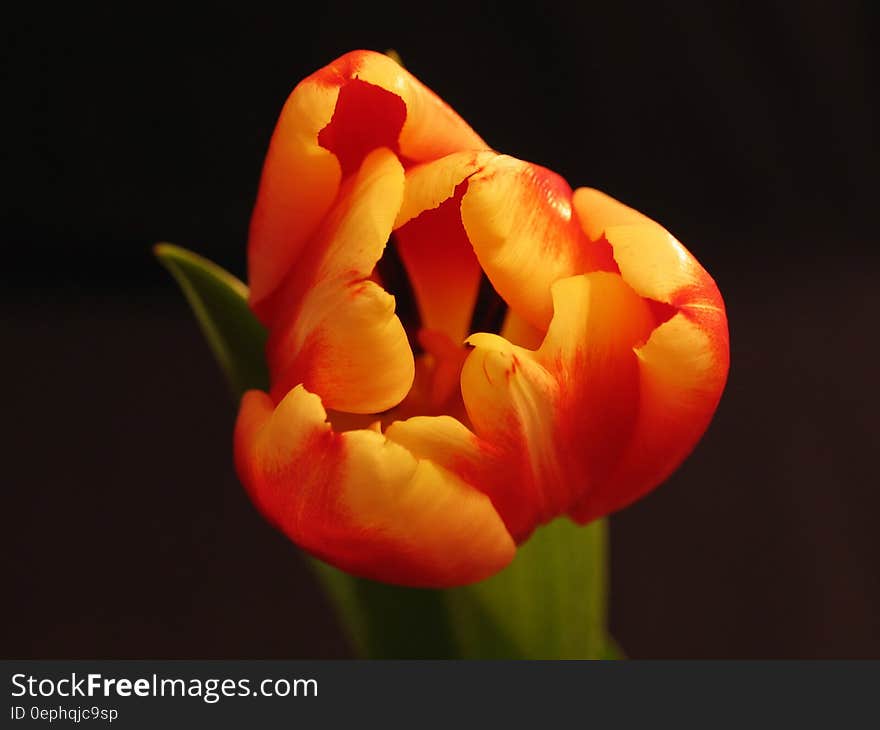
[234,50,729,588]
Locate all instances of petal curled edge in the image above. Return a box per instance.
[248,50,487,320]
[235,388,515,587]
[266,148,414,414]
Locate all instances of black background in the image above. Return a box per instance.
[4,2,878,658]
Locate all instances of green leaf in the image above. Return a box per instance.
[154,243,269,399]
[157,245,617,659]
[446,516,609,658]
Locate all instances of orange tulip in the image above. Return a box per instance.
[235,50,729,587]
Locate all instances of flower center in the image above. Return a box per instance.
[360,235,510,428]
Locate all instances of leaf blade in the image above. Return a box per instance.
[444,517,609,658]
[154,242,269,398]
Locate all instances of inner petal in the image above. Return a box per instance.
[317,79,406,177]
[355,250,474,427]
[393,182,483,345]
[369,179,513,427]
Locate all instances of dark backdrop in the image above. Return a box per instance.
[4,2,878,658]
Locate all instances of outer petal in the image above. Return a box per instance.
[333,52,488,163]
[569,311,728,523]
[247,71,342,320]
[266,148,414,414]
[568,188,729,522]
[571,187,724,310]
[235,388,515,587]
[248,50,487,320]
[459,273,656,538]
[570,186,653,239]
[384,414,513,520]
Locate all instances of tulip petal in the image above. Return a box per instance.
[394,151,491,229]
[267,148,414,414]
[566,187,729,522]
[384,414,508,511]
[249,50,487,320]
[334,52,488,163]
[247,80,341,321]
[458,273,659,538]
[459,332,562,538]
[393,152,495,343]
[538,274,656,492]
[570,186,654,241]
[316,76,406,178]
[235,388,515,587]
[395,194,481,344]
[571,187,724,310]
[270,280,415,414]
[569,310,729,523]
[460,157,617,332]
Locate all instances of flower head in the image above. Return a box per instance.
[235,51,729,587]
